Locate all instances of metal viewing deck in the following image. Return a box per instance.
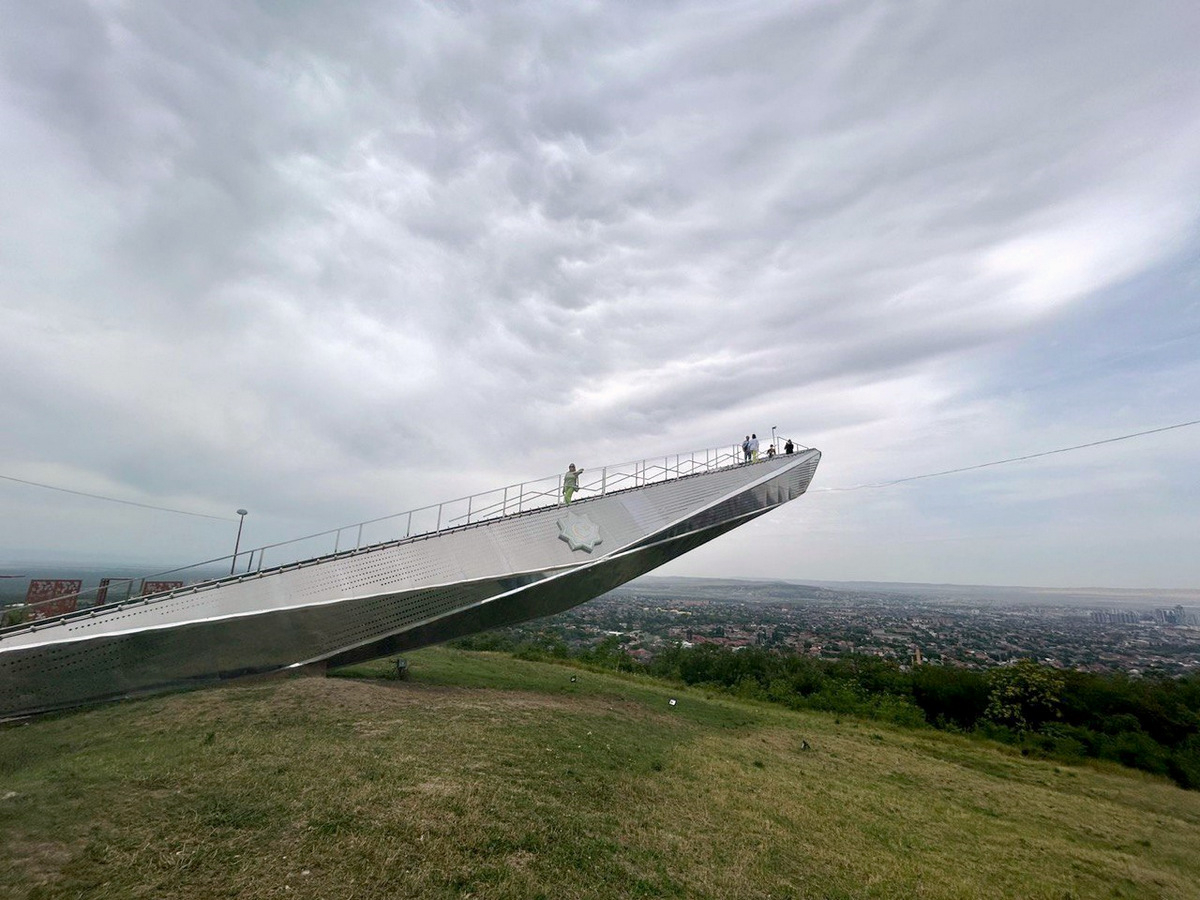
[0,445,820,717]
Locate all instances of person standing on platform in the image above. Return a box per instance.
[742,436,751,462]
[749,434,759,461]
[563,463,584,504]
[784,438,794,455]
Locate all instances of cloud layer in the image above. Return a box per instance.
[2,1,1198,586]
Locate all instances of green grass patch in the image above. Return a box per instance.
[1,647,1199,898]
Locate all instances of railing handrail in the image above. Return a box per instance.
[1,438,813,630]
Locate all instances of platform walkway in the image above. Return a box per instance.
[1,440,808,630]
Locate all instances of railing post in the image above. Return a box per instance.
[357,523,363,549]
[406,511,413,538]
[466,495,473,524]
[601,467,607,496]
[518,482,524,512]
[334,529,341,553]
[436,504,443,531]
[503,485,509,515]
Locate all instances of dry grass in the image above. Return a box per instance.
[2,648,1198,899]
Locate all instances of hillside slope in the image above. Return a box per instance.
[2,648,1199,899]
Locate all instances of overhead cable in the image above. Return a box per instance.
[0,472,234,521]
[817,418,1200,493]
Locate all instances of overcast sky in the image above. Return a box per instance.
[1,1,1198,589]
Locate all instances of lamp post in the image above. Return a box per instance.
[231,509,248,575]
[771,425,777,451]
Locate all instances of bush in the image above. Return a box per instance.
[1025,726,1089,761]
[911,665,989,729]
[450,631,518,652]
[983,659,1064,732]
[870,695,928,729]
[1167,736,1200,790]
[1099,730,1171,775]
[1,605,28,628]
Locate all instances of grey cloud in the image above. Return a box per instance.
[1,1,1198,584]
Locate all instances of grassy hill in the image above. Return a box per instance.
[2,648,1199,899]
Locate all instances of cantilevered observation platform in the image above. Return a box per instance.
[0,443,820,717]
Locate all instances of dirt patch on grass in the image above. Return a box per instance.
[148,673,660,734]
[273,673,653,719]
[4,839,76,886]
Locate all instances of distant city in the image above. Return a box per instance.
[496,576,1200,677]
[3,569,1198,676]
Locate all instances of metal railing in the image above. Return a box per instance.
[1,439,810,631]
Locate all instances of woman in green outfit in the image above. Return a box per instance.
[563,463,584,504]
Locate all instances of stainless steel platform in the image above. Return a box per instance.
[0,449,820,716]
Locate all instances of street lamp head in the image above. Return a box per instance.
[237,509,248,517]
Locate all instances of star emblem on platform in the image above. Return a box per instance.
[557,511,603,553]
